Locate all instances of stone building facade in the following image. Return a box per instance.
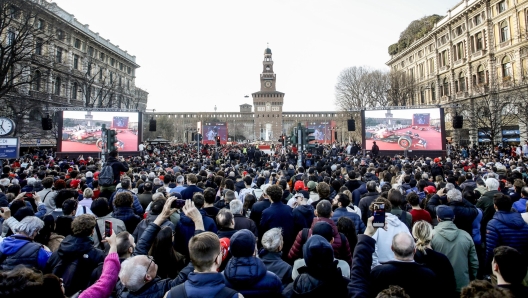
[386,0,528,145]
[146,48,352,143]
[4,0,148,147]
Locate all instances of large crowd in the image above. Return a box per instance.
[0,140,528,298]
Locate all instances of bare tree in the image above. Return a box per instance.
[387,69,416,106]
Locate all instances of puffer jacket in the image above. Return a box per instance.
[223,256,282,298]
[448,199,478,235]
[288,217,352,265]
[331,207,366,235]
[0,234,51,271]
[485,211,528,268]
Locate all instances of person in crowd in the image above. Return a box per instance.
[476,178,500,243]
[102,150,130,193]
[137,182,154,211]
[336,216,358,253]
[91,197,127,249]
[412,220,457,298]
[460,280,514,298]
[491,246,528,297]
[259,227,293,285]
[485,193,528,275]
[179,174,203,200]
[112,191,142,234]
[45,214,106,296]
[288,200,352,265]
[230,199,258,238]
[370,198,411,268]
[259,185,295,254]
[76,188,95,216]
[37,177,57,215]
[358,181,380,225]
[291,192,314,234]
[0,209,51,271]
[331,192,365,234]
[388,189,412,230]
[431,205,478,294]
[109,179,144,216]
[446,188,478,235]
[216,209,238,239]
[407,192,432,225]
[34,214,64,253]
[512,186,528,213]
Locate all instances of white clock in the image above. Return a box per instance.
[0,118,15,136]
[265,81,272,88]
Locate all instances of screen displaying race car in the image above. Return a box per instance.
[363,108,442,151]
[60,111,139,152]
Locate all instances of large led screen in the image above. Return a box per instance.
[364,108,442,151]
[202,122,228,144]
[305,120,336,144]
[61,111,139,152]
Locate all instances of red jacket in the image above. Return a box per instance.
[288,217,352,265]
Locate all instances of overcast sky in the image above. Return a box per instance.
[53,0,460,113]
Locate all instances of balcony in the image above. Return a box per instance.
[50,94,69,104]
[454,58,466,66]
[455,91,469,99]
[54,63,70,73]
[499,40,511,48]
[71,69,84,77]
[29,90,49,100]
[439,65,450,72]
[31,54,51,65]
[471,49,486,59]
[440,95,451,104]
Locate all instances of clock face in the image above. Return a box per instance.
[0,118,15,136]
[266,66,270,71]
[265,81,272,88]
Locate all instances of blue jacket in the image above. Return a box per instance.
[0,234,51,270]
[260,202,295,253]
[331,207,366,235]
[112,207,142,234]
[485,211,528,268]
[179,185,204,200]
[109,188,144,216]
[513,198,527,213]
[352,184,367,207]
[223,256,282,298]
[471,208,483,245]
[174,209,217,257]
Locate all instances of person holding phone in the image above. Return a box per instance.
[369,198,412,268]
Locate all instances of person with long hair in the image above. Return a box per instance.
[412,221,457,298]
[336,217,358,253]
[34,214,64,252]
[242,194,256,218]
[148,226,186,279]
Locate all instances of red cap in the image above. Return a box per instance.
[424,185,436,194]
[294,180,305,191]
[94,172,100,180]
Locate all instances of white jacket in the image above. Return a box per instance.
[371,213,411,268]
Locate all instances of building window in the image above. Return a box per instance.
[56,47,62,63]
[88,46,94,57]
[36,19,44,30]
[475,32,483,51]
[35,38,43,55]
[474,14,482,26]
[99,69,103,81]
[127,66,131,74]
[442,78,449,96]
[88,63,92,76]
[34,70,41,91]
[54,77,61,96]
[7,29,15,46]
[110,72,113,84]
[110,58,115,66]
[477,65,485,84]
[502,56,512,78]
[500,21,509,43]
[72,82,78,100]
[56,29,64,41]
[431,84,436,102]
[100,52,105,61]
[420,88,425,104]
[74,38,81,49]
[454,42,464,60]
[428,58,434,73]
[73,55,79,70]
[119,63,123,71]
[458,72,466,92]
[498,1,506,14]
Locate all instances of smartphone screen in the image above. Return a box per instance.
[373,203,385,228]
[104,220,112,237]
[171,199,186,209]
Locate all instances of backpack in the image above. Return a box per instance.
[167,283,238,298]
[51,253,97,296]
[99,162,115,187]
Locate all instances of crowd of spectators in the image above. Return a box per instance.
[0,141,527,297]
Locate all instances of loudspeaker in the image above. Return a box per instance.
[149,119,156,131]
[452,115,463,129]
[347,119,356,131]
[41,117,52,130]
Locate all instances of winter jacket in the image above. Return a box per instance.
[513,198,527,213]
[485,211,528,271]
[414,248,457,298]
[370,261,439,298]
[223,256,282,298]
[460,179,477,191]
[431,221,478,292]
[165,272,237,298]
[0,234,51,271]
[112,207,142,234]
[358,191,380,226]
[45,235,106,296]
[352,184,367,208]
[180,185,204,200]
[371,213,411,268]
[292,204,315,235]
[471,208,483,245]
[37,188,57,214]
[249,199,271,228]
[331,207,366,235]
[109,189,144,215]
[174,209,217,257]
[260,202,295,254]
[133,212,174,243]
[105,156,129,186]
[233,214,258,238]
[282,265,351,298]
[476,189,500,243]
[259,250,293,285]
[79,252,120,298]
[448,199,478,235]
[288,217,352,265]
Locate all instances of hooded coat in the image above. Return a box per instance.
[371,213,411,268]
[0,234,51,271]
[223,256,282,298]
[431,221,478,292]
[485,211,528,268]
